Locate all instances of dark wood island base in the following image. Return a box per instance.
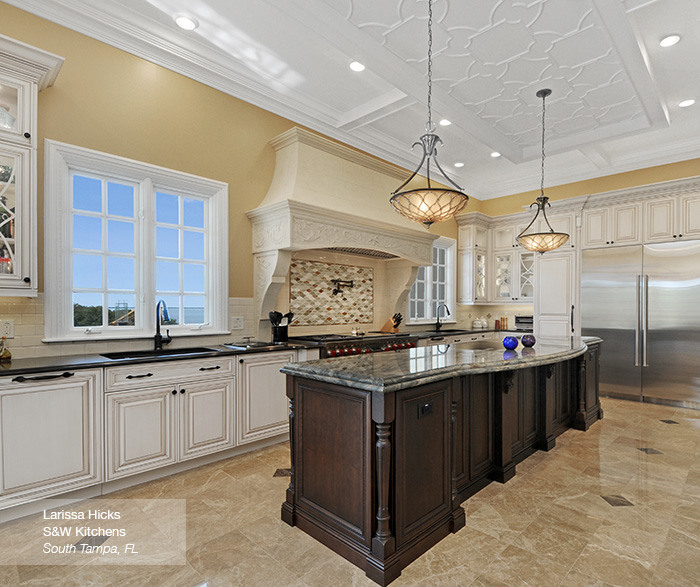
[281,339,602,585]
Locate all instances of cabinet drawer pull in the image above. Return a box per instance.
[199,365,221,371]
[12,371,74,383]
[180,389,186,394]
[172,389,177,395]
[125,372,153,379]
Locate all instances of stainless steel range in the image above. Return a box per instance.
[289,333,418,358]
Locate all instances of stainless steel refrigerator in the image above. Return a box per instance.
[581,240,700,408]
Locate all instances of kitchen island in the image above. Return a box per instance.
[280,337,602,586]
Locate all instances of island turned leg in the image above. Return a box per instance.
[372,423,395,559]
[281,383,296,526]
[450,399,466,532]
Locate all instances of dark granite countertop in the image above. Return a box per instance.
[0,342,310,377]
[281,337,589,393]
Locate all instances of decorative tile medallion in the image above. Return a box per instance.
[290,259,374,326]
[74,534,109,552]
[638,447,663,454]
[601,495,635,507]
[660,419,679,424]
[273,468,292,477]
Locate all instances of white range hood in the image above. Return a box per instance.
[247,128,438,334]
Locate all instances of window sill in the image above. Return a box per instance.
[42,330,231,344]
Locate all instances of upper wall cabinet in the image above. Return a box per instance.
[0,35,63,295]
[644,194,700,243]
[582,202,642,249]
[537,212,577,249]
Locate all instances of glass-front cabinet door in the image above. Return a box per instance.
[517,251,535,301]
[0,144,34,292]
[0,75,32,147]
[493,252,513,301]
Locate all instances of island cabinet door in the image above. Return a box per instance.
[393,379,452,549]
[293,379,374,548]
[539,362,573,441]
[454,374,493,497]
[494,368,539,480]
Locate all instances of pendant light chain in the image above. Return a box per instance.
[540,90,546,198]
[426,0,434,132]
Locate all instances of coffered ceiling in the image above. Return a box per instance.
[9,0,700,199]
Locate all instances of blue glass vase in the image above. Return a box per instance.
[502,336,518,350]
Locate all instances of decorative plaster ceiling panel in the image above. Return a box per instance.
[8,0,700,200]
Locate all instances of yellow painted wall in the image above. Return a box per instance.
[1,3,428,297]
[479,158,700,217]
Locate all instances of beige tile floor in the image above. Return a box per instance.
[1,396,699,586]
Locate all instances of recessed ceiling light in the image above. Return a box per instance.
[491,152,501,158]
[174,14,199,30]
[679,99,695,108]
[454,162,464,168]
[659,34,680,47]
[349,61,365,72]
[439,119,451,126]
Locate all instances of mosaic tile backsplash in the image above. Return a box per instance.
[290,259,374,326]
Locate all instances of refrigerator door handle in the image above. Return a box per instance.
[635,275,641,367]
[643,274,649,367]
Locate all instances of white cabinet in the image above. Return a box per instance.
[105,386,177,479]
[105,357,235,480]
[645,194,700,242]
[492,225,516,250]
[237,350,296,445]
[491,250,535,303]
[0,369,102,508]
[583,203,642,248]
[0,36,62,295]
[534,250,577,339]
[492,251,514,301]
[458,249,488,304]
[458,224,487,249]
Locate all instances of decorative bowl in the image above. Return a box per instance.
[521,334,536,348]
[502,336,518,350]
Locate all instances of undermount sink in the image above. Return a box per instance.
[222,342,286,351]
[426,329,473,334]
[101,347,220,360]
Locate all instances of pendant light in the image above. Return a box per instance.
[516,89,569,253]
[390,0,468,229]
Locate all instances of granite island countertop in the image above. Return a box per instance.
[282,337,594,393]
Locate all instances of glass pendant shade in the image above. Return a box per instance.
[390,187,468,229]
[516,89,569,253]
[517,230,569,252]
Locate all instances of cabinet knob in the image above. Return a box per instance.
[171,389,177,395]
[679,234,683,238]
[23,132,31,139]
[23,277,30,283]
[180,389,186,394]
[239,359,244,364]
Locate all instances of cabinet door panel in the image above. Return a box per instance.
[180,379,234,460]
[536,252,574,338]
[0,370,101,504]
[680,194,700,238]
[238,351,296,444]
[645,199,675,242]
[583,209,608,248]
[612,204,641,244]
[106,387,176,480]
[492,226,515,249]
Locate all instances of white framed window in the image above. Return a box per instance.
[407,236,456,324]
[44,140,228,342]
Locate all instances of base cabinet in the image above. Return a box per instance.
[0,369,102,508]
[104,358,235,481]
[237,350,296,445]
[573,341,604,430]
[106,378,235,480]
